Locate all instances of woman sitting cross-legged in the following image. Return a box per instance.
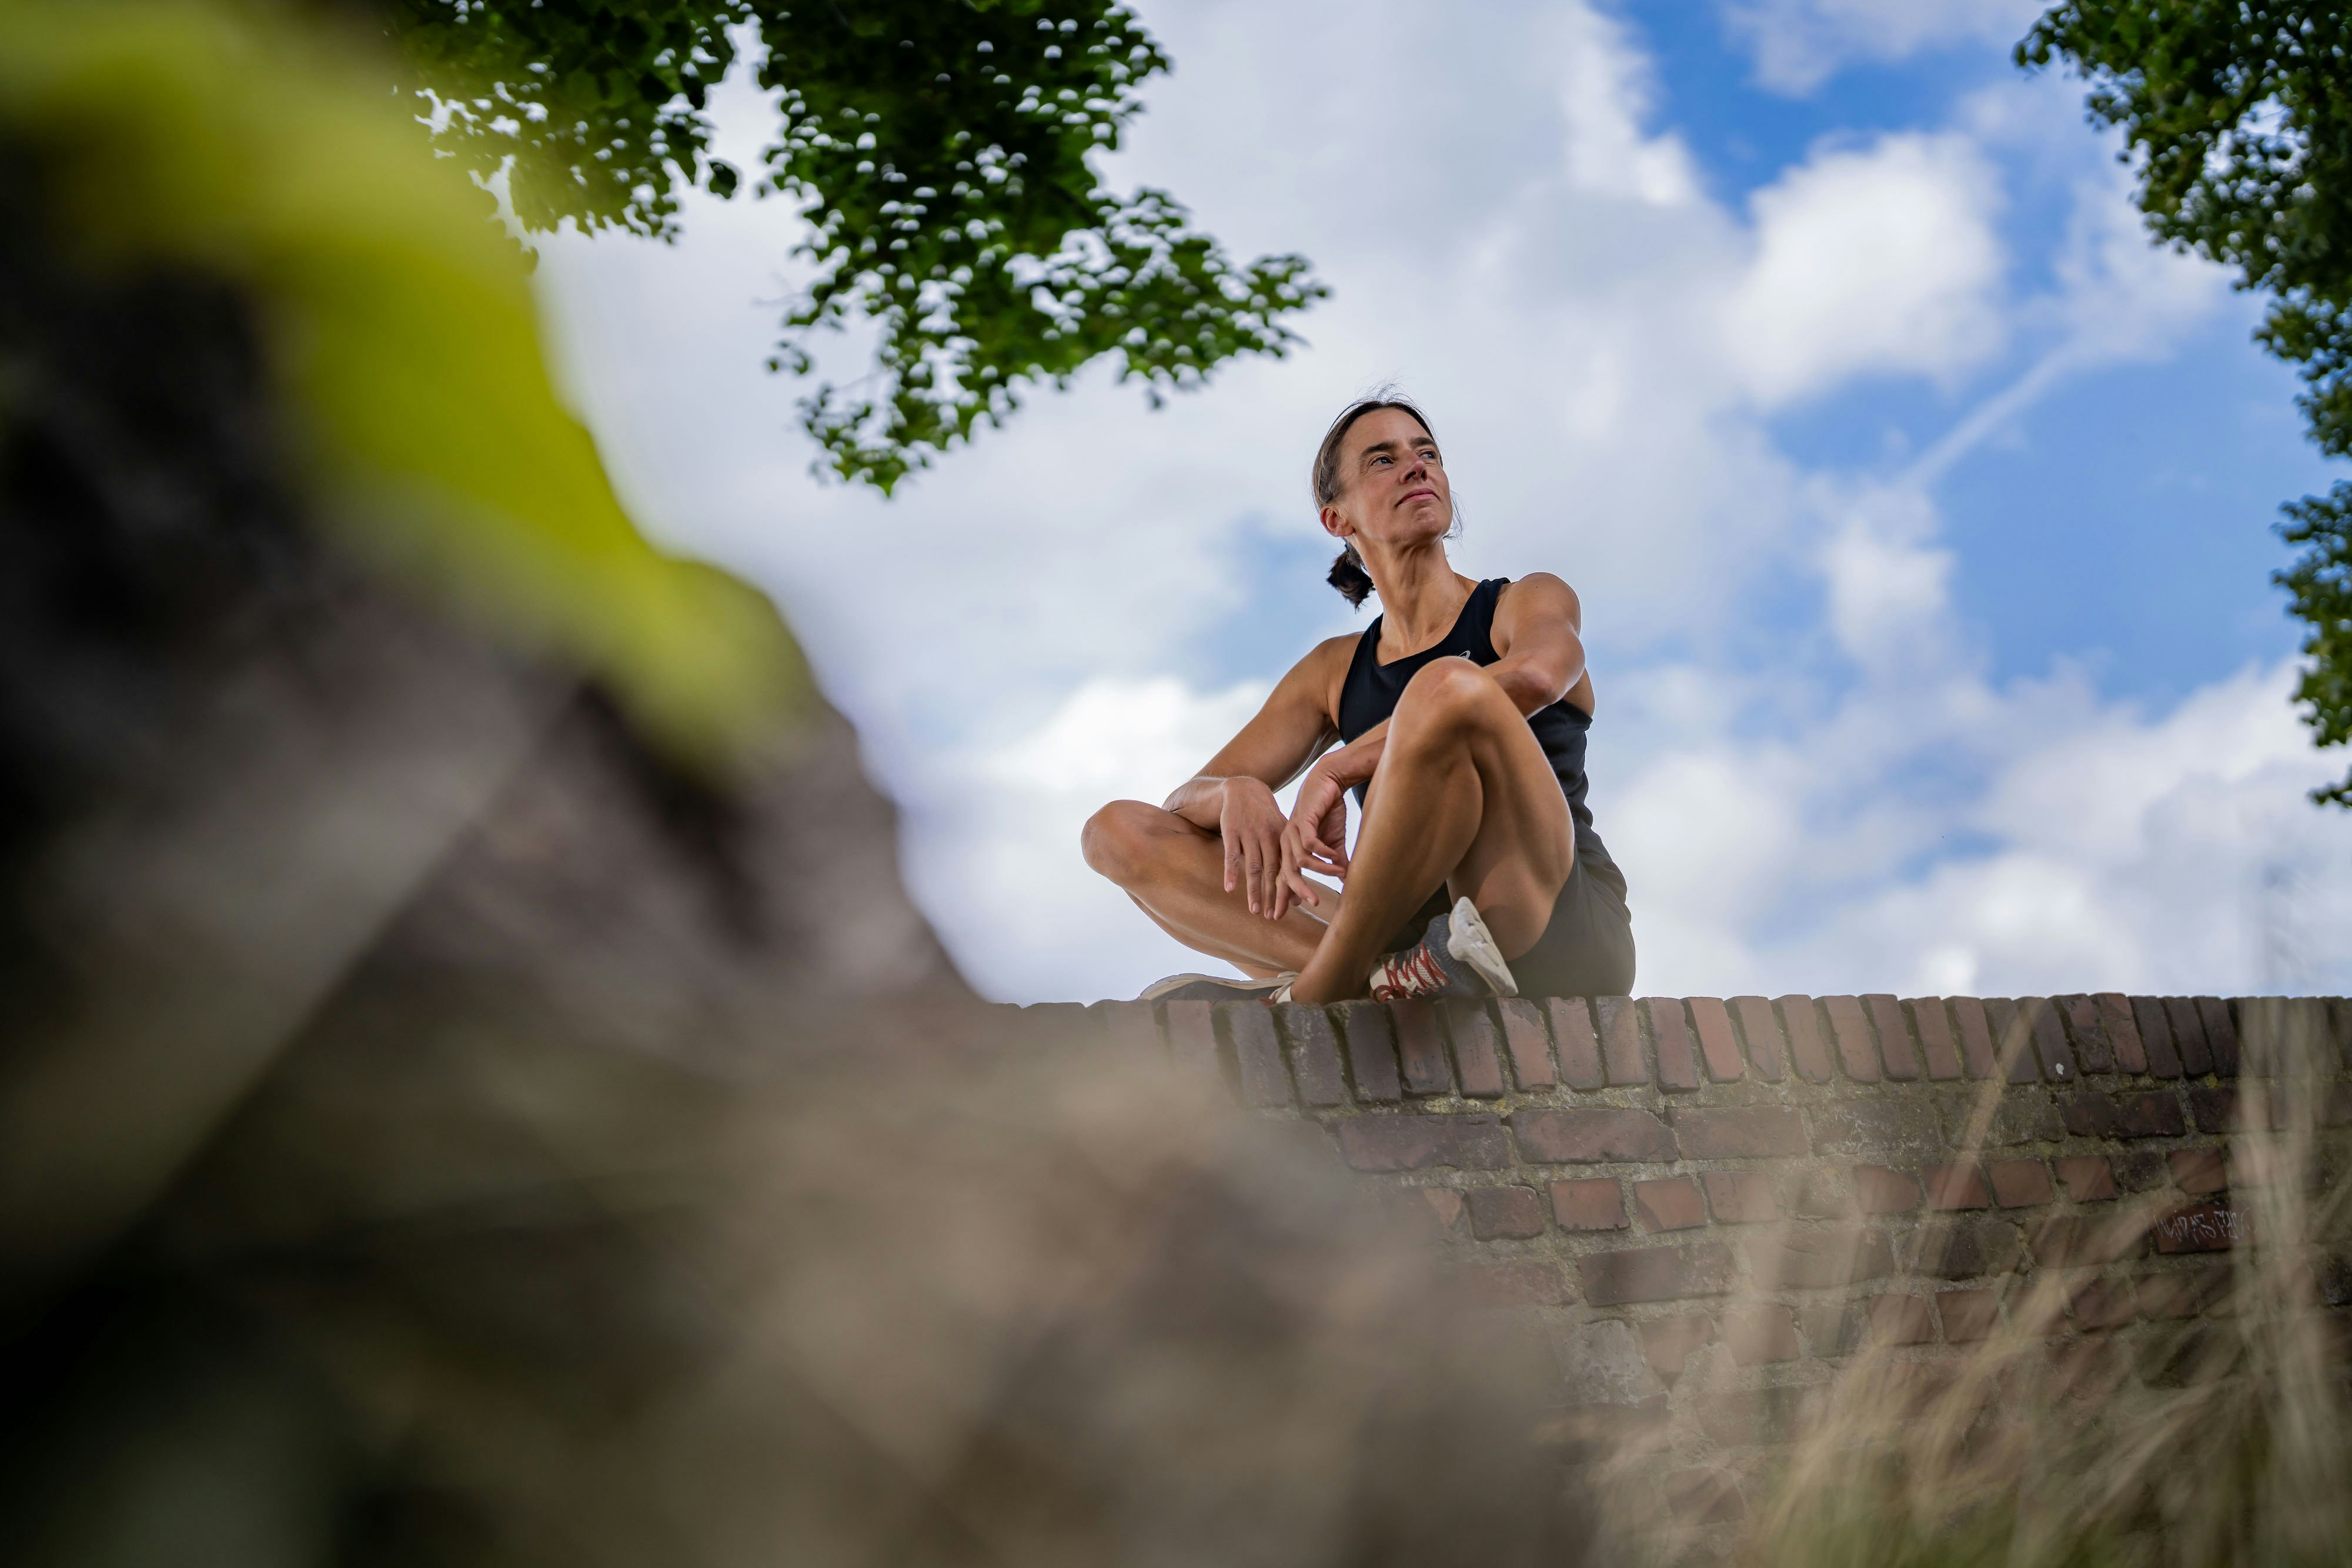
[1081,395,1635,1005]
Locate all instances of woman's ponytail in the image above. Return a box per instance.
[1327,541,1374,608]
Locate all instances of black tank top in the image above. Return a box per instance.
[1335,577,1616,868]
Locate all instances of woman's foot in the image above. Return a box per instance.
[1137,971,1297,1004]
[1367,897,1518,1000]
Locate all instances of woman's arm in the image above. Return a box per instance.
[1486,573,1587,713]
[1161,636,1352,917]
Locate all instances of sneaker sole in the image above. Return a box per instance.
[1136,972,1294,1004]
[1444,897,1519,998]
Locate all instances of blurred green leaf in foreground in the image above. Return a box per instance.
[0,0,804,760]
[385,0,1330,492]
[2021,3,2352,804]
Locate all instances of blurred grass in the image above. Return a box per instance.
[1718,1007,2352,1568]
[0,0,803,763]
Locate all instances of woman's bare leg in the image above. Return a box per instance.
[1081,800,1332,977]
[1287,659,1571,1004]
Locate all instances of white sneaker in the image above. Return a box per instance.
[1366,897,1518,1001]
[1137,971,1297,1004]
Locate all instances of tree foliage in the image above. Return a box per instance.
[2020,3,2352,801]
[386,0,1327,492]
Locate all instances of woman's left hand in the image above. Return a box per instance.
[1274,767,1351,918]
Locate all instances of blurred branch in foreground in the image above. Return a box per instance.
[0,7,1584,1565]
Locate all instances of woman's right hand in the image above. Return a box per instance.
[1219,776,1291,917]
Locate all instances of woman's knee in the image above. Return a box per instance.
[1394,658,1506,740]
[1081,799,1172,884]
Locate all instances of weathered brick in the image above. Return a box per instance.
[1664,1468,1745,1525]
[1595,996,1646,1086]
[1983,999,2037,1085]
[1697,1386,1816,1446]
[1511,1106,1676,1164]
[1545,997,1604,1089]
[2169,1148,2227,1197]
[1988,1159,2055,1208]
[1639,1314,1715,1378]
[1867,1293,1937,1345]
[1778,995,1835,1083]
[1090,999,1163,1057]
[2233,997,2290,1079]
[1686,996,1745,1082]
[1907,998,1964,1081]
[1580,1242,1737,1305]
[1752,1229,1895,1290]
[2070,1278,2140,1330]
[2060,1090,2118,1138]
[1671,1105,1808,1159]
[2026,997,2076,1083]
[1793,1166,1852,1218]
[1415,1188,1465,1239]
[2057,994,2114,1074]
[1165,999,1218,1076]
[1642,997,1701,1091]
[1392,998,1451,1095]
[2139,1266,2228,1319]
[1552,1319,1665,1410]
[1702,1170,1779,1223]
[1923,1163,1992,1211]
[1855,1164,1922,1214]
[1938,1288,2000,1342]
[1465,1260,1571,1308]
[1634,1176,1706,1232]
[1910,1219,2023,1281]
[2132,996,2183,1078]
[1275,1004,1347,1107]
[1730,995,1787,1081]
[1723,1304,1801,1365]
[1864,993,1919,1080]
[1337,1001,1402,1102]
[1220,1003,1292,1108]
[2116,1090,2186,1139]
[1950,996,1999,1079]
[1466,1183,1547,1240]
[2112,1149,2169,1192]
[2136,1322,2246,1388]
[1965,1092,2065,1147]
[1809,1099,1940,1162]
[1495,998,1555,1089]
[2031,1213,2146,1268]
[1550,1177,1626,1231]
[1444,1000,1505,1099]
[1337,1113,1509,1172]
[2054,1155,2117,1203]
[2096,992,2146,1072]
[1822,995,1882,1083]
[2187,1085,2246,1134]
[2197,997,2238,1077]
[2167,997,2213,1076]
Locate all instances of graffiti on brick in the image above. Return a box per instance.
[2154,1202,2247,1254]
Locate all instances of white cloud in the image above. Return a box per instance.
[1722,0,2047,95]
[529,0,2352,1004]
[1722,133,2009,407]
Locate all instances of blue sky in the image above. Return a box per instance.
[534,0,2352,1001]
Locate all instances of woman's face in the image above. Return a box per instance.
[1322,408,1451,549]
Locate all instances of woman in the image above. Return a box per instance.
[1081,396,1634,1004]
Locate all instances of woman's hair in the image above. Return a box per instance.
[1309,393,1449,609]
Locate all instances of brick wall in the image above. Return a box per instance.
[1017,991,2352,1529]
